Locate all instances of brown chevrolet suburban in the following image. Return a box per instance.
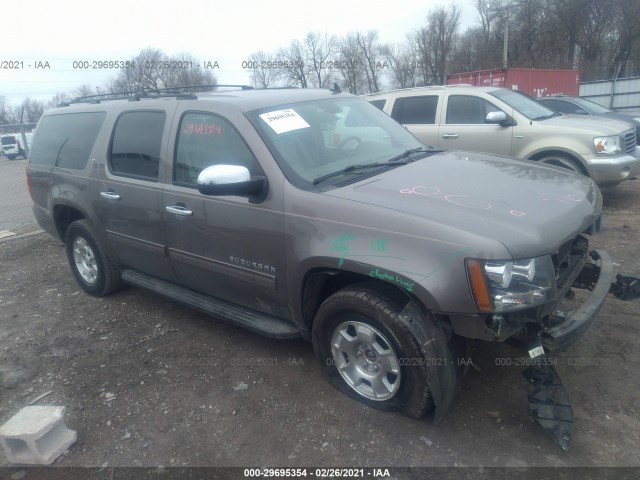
[27,86,639,450]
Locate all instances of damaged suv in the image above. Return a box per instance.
[27,86,639,450]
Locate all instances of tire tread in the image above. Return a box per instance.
[313,282,434,418]
[65,220,122,296]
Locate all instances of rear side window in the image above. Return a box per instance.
[174,112,258,187]
[110,111,166,181]
[29,112,106,168]
[391,96,438,124]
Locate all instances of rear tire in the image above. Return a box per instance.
[65,220,122,296]
[312,283,434,417]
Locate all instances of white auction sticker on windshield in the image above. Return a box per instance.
[259,109,310,134]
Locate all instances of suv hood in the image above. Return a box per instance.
[540,114,634,135]
[602,111,640,127]
[322,151,600,259]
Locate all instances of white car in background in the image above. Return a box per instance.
[1,134,26,160]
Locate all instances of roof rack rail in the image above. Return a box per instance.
[63,84,254,106]
[67,90,197,104]
[182,84,254,91]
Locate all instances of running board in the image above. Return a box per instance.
[523,363,575,451]
[121,270,301,339]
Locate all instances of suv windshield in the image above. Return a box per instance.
[1,136,16,145]
[575,98,612,114]
[247,97,425,189]
[489,89,555,121]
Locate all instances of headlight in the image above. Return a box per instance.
[594,135,622,154]
[466,256,557,313]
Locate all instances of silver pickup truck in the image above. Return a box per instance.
[27,86,640,450]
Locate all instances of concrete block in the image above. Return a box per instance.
[0,406,76,465]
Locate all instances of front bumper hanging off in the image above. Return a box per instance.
[542,250,613,352]
[524,250,640,450]
[402,247,640,451]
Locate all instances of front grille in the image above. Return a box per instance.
[505,234,593,327]
[623,128,636,155]
[552,235,588,293]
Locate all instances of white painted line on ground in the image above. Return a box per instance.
[0,229,45,242]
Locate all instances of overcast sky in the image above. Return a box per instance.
[1,0,477,110]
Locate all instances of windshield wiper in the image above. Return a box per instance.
[386,147,444,163]
[312,161,407,185]
[532,112,563,121]
[54,137,69,166]
[312,147,444,186]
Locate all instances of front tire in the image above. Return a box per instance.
[65,220,122,296]
[537,154,585,175]
[312,283,434,417]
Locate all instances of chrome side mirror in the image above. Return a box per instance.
[197,165,251,186]
[196,165,268,203]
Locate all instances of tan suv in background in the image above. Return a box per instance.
[366,85,640,190]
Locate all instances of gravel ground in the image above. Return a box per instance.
[0,169,639,474]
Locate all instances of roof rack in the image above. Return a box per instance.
[179,84,254,91]
[60,84,254,106]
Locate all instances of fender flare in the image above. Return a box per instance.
[398,300,459,423]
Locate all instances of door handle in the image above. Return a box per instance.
[442,134,459,139]
[166,205,193,216]
[100,191,121,200]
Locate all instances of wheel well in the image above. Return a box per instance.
[301,269,412,332]
[53,205,85,241]
[529,150,588,175]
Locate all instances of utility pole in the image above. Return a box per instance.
[503,11,509,69]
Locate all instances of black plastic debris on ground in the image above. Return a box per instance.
[610,272,640,301]
[523,363,575,451]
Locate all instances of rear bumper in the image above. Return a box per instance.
[541,249,613,352]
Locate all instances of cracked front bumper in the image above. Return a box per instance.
[541,249,613,352]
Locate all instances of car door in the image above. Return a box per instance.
[162,107,288,317]
[94,107,175,281]
[439,93,513,156]
[389,95,441,148]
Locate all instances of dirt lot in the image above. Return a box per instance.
[0,164,639,473]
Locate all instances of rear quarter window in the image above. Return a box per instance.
[368,99,386,111]
[29,112,106,168]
